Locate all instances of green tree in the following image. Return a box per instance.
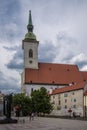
[13,93,32,116]
[31,87,53,115]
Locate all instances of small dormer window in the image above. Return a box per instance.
[29,49,33,58]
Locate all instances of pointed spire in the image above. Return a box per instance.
[28,10,32,25]
[27,10,33,32]
[24,10,37,41]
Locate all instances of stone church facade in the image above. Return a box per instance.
[21,11,87,117]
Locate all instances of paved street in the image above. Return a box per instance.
[0,117,87,130]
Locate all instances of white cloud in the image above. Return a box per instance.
[69,53,87,70]
[0,0,87,94]
[70,53,87,63]
[81,65,87,71]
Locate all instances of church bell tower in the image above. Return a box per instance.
[22,10,39,69]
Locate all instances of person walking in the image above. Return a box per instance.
[31,113,34,120]
[29,112,32,121]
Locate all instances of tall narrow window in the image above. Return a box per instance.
[65,99,67,103]
[59,100,61,105]
[29,49,33,58]
[65,105,67,109]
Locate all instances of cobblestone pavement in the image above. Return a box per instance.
[0,117,87,130]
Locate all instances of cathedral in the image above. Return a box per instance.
[21,11,87,116]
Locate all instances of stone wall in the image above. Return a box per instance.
[51,89,84,117]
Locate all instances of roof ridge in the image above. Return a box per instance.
[38,62,77,66]
[52,81,86,95]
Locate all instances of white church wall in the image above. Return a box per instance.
[21,71,26,93]
[25,84,62,96]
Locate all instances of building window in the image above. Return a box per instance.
[65,105,67,109]
[53,95,55,99]
[57,106,61,110]
[64,93,68,97]
[74,99,76,102]
[65,99,67,103]
[29,49,33,58]
[73,105,76,108]
[72,92,75,95]
[59,100,61,105]
[29,60,32,64]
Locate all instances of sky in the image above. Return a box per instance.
[0,0,87,94]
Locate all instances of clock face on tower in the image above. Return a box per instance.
[29,60,33,64]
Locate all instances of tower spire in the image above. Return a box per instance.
[24,10,37,40]
[27,10,33,32]
[28,10,32,25]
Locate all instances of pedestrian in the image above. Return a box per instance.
[29,112,32,121]
[73,112,76,118]
[31,113,34,120]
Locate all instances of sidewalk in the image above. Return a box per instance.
[0,117,87,130]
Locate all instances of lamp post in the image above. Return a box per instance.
[3,94,12,119]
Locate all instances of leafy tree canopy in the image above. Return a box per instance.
[13,93,32,116]
[31,87,53,114]
[13,87,53,116]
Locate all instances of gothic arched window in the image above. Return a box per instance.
[29,49,33,58]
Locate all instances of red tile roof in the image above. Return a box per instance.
[80,71,87,81]
[52,82,86,95]
[25,62,84,85]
